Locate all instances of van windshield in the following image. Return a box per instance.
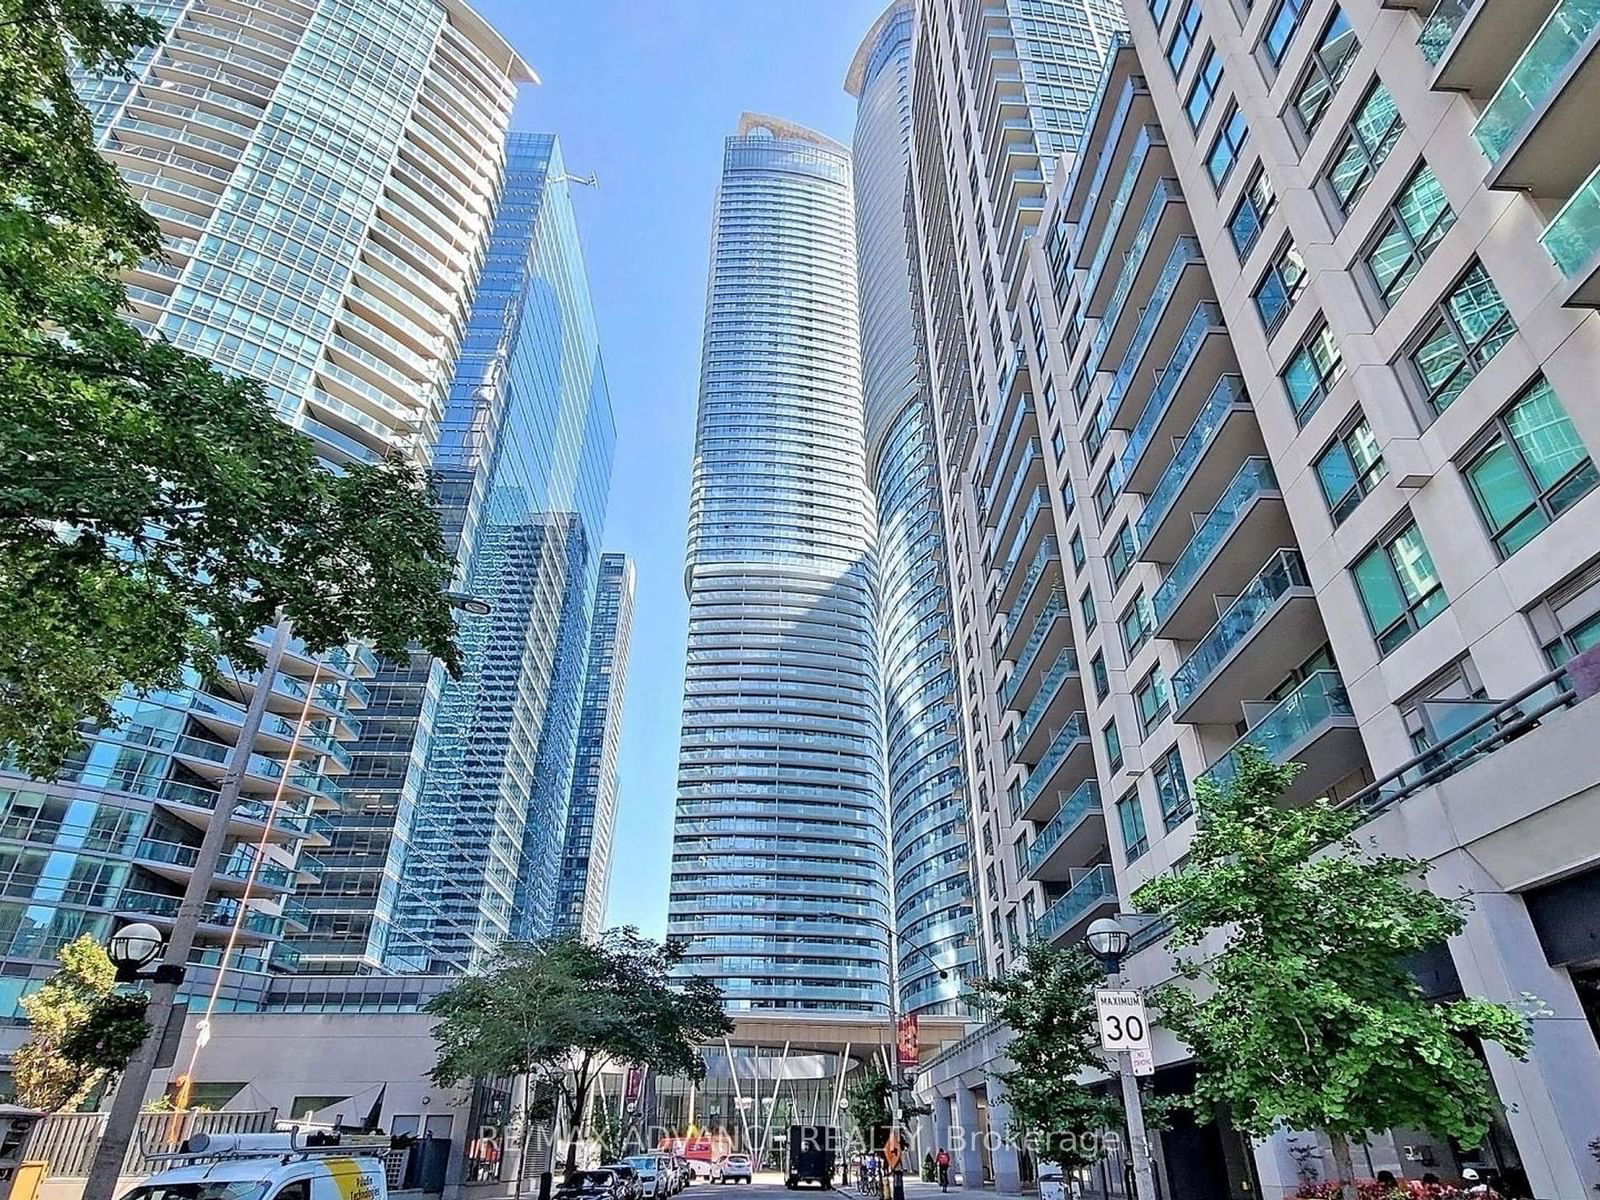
[121,1182,269,1200]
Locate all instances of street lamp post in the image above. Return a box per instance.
[1086,917,1159,1200]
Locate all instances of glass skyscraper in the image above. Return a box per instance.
[554,553,636,941]
[667,116,892,1015]
[0,0,533,1009]
[847,3,978,1017]
[384,132,615,973]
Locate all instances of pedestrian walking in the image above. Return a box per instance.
[935,1147,951,1193]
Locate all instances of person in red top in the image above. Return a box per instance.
[935,1148,951,1192]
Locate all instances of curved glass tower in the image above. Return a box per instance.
[848,4,977,1016]
[667,115,891,1015]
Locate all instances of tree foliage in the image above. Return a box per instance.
[845,1058,927,1151]
[972,940,1143,1173]
[1135,746,1531,1196]
[13,934,149,1110]
[0,0,461,778]
[427,929,733,1171]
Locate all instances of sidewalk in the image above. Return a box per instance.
[900,1178,1025,1200]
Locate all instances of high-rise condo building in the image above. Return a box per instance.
[667,115,893,1015]
[0,0,533,1013]
[907,1,1600,1197]
[847,3,979,1017]
[554,553,636,941]
[378,131,615,975]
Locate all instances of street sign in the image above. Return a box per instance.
[1129,1046,1155,1076]
[1094,988,1151,1053]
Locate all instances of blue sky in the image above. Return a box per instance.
[469,0,887,937]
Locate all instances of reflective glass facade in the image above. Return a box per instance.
[553,553,636,940]
[0,0,531,1011]
[387,133,615,972]
[847,4,977,1016]
[668,116,892,1015]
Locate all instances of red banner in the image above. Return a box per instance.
[896,1013,919,1067]
[624,1064,646,1107]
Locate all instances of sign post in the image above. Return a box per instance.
[1094,989,1159,1200]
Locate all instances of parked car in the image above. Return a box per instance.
[624,1156,665,1198]
[710,1154,753,1185]
[557,1169,629,1200]
[601,1164,644,1200]
[671,1155,694,1190]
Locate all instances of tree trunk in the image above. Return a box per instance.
[1327,1132,1357,1200]
[565,1071,591,1176]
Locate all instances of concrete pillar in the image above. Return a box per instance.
[1434,852,1600,1198]
[1250,1130,1316,1200]
[984,1077,1021,1195]
[953,1086,983,1190]
[933,1090,953,1156]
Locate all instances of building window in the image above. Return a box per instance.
[1120,590,1155,659]
[1029,290,1046,362]
[1463,377,1597,558]
[1352,519,1449,654]
[1135,666,1172,737]
[1070,530,1086,573]
[1084,404,1110,464]
[1292,8,1359,133]
[1061,479,1077,519]
[1103,717,1124,774]
[1326,81,1402,212]
[1052,427,1067,462]
[1117,788,1149,863]
[1108,521,1137,585]
[1262,0,1311,65]
[1365,162,1454,307]
[1314,415,1386,525]
[1281,320,1344,426]
[1153,746,1191,831]
[1072,369,1091,412]
[1186,44,1222,128]
[1167,0,1202,74]
[1252,240,1307,335]
[1229,165,1277,260]
[1079,587,1098,634]
[1207,104,1250,189]
[1094,469,1117,520]
[1091,651,1110,702]
[1410,260,1516,414]
[1150,0,1172,28]
[1043,378,1057,412]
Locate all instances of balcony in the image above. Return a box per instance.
[1133,376,1259,563]
[1433,0,1561,101]
[984,437,1042,534]
[1541,160,1600,304]
[114,889,284,941]
[1017,714,1093,822]
[1002,593,1071,710]
[1474,0,1600,196]
[1091,176,1187,371]
[976,386,1034,498]
[1001,537,1062,658]
[1198,671,1363,804]
[1116,305,1234,501]
[1034,864,1118,946]
[1012,649,1085,761]
[1104,237,1210,430]
[1068,67,1153,264]
[1026,781,1107,882]
[132,838,296,893]
[1172,550,1322,725]
[1083,126,1170,315]
[1150,458,1291,640]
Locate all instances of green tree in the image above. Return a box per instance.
[427,929,733,1174]
[846,1058,929,1152]
[586,1103,627,1165]
[972,941,1146,1174]
[1135,746,1531,1200]
[0,0,461,778]
[13,935,149,1110]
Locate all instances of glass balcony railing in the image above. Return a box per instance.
[1117,308,1231,497]
[1152,458,1278,627]
[1019,714,1090,808]
[1474,0,1600,161]
[1173,549,1310,708]
[1092,177,1183,367]
[1003,537,1061,642]
[1033,864,1116,942]
[117,889,180,918]
[1015,650,1081,746]
[1026,780,1102,875]
[987,438,1041,528]
[1418,0,1478,64]
[1199,671,1354,791]
[1002,591,1068,707]
[1105,236,1204,425]
[1542,161,1600,276]
[1083,126,1164,301]
[1134,376,1250,546]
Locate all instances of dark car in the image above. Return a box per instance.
[557,1170,628,1200]
[601,1164,644,1200]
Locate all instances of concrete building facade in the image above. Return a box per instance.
[909,1,1600,1197]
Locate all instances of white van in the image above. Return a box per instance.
[119,1132,388,1200]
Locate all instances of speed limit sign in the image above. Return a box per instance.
[1094,988,1151,1053]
